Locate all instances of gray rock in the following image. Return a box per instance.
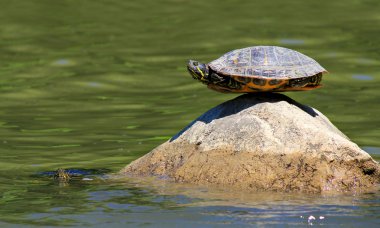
[121,93,380,193]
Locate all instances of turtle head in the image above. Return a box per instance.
[187,60,209,83]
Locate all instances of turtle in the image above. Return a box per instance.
[54,168,71,182]
[187,46,327,93]
[36,168,111,184]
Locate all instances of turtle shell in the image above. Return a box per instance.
[206,46,326,92]
[209,46,326,79]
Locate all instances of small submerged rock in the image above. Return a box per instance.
[121,93,380,193]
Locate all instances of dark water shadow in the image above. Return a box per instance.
[36,168,112,177]
[171,93,318,142]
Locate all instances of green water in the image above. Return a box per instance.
[0,0,379,226]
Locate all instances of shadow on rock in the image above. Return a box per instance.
[171,93,317,142]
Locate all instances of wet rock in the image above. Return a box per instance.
[121,93,380,193]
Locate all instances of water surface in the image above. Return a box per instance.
[0,0,379,226]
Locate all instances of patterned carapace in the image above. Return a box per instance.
[187,46,327,93]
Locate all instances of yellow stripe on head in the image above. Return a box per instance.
[196,66,205,79]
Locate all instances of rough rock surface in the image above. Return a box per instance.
[121,93,380,193]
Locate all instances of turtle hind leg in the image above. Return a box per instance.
[288,73,323,88]
[308,73,323,86]
[288,77,310,88]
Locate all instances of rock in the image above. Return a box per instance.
[120,93,380,193]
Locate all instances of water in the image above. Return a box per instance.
[0,0,379,226]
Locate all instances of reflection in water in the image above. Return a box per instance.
[363,147,380,161]
[0,0,379,226]
[352,75,374,81]
[110,177,380,226]
[363,147,380,155]
[51,59,73,66]
[355,58,378,65]
[9,174,380,226]
[278,39,305,45]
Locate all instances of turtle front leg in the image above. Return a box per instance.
[208,72,231,91]
[209,72,226,85]
[207,84,234,93]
